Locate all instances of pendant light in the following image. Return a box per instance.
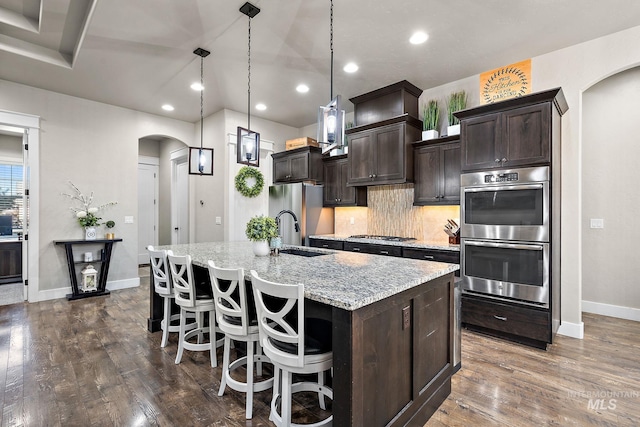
[189,47,214,175]
[237,2,261,167]
[317,0,345,155]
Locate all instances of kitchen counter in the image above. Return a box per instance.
[154,241,457,311]
[309,233,460,251]
[148,241,455,426]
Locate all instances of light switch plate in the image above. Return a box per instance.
[215,216,222,225]
[124,216,134,224]
[590,218,604,229]
[350,217,355,225]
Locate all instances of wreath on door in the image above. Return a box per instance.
[235,166,264,198]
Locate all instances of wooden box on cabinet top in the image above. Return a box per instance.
[455,88,568,172]
[413,136,461,205]
[350,80,423,126]
[272,146,323,183]
[322,155,367,207]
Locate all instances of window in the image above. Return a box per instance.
[0,163,23,236]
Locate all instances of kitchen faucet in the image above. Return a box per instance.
[275,210,300,234]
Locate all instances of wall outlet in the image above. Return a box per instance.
[350,217,355,225]
[215,216,222,225]
[590,218,604,229]
[124,216,134,224]
[402,306,411,330]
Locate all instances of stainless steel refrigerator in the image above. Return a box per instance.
[268,183,334,246]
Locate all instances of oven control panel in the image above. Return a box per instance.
[485,172,518,183]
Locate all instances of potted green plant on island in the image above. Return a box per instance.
[447,90,467,136]
[245,215,279,256]
[422,100,440,140]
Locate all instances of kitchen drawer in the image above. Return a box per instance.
[461,295,550,342]
[402,247,459,264]
[343,241,402,257]
[309,238,344,250]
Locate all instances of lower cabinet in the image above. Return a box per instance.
[343,241,403,257]
[309,238,344,250]
[461,293,551,348]
[0,241,22,284]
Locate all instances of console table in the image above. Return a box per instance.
[54,238,122,300]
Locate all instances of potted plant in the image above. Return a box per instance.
[447,91,467,136]
[104,220,116,239]
[422,100,440,140]
[245,215,279,256]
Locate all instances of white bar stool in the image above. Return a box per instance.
[167,252,224,367]
[250,270,333,427]
[148,246,196,348]
[208,261,274,419]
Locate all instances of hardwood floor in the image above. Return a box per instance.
[0,276,638,426]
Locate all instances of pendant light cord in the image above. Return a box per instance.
[200,54,204,150]
[330,0,334,100]
[247,16,252,130]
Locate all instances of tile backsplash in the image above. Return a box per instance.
[334,184,460,244]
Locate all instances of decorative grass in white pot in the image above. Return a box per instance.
[245,215,279,256]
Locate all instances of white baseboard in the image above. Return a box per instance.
[557,320,584,339]
[36,277,140,302]
[582,300,640,322]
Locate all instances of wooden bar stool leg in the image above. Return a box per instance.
[318,370,326,410]
[281,370,292,427]
[161,296,171,348]
[209,310,217,368]
[175,309,187,364]
[218,336,231,396]
[246,340,255,419]
[256,344,263,376]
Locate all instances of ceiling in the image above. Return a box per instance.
[1,0,640,129]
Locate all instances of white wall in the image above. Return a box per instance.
[419,25,640,337]
[582,66,640,318]
[0,79,194,298]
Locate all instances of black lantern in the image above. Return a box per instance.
[189,47,214,175]
[236,2,261,167]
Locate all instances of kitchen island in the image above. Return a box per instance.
[148,241,458,426]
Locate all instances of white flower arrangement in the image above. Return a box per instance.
[61,182,117,227]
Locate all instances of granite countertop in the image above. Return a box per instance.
[309,234,460,252]
[158,241,458,312]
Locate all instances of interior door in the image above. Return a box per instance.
[137,162,158,264]
[173,160,189,244]
[21,129,29,300]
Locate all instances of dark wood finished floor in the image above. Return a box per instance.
[0,275,638,426]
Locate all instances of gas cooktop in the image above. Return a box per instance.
[349,235,416,242]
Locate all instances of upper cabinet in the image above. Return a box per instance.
[272,146,324,183]
[346,81,423,187]
[413,136,461,205]
[455,88,568,172]
[323,155,367,207]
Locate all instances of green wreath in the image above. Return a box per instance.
[235,166,264,198]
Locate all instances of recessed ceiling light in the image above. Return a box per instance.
[409,31,428,45]
[162,104,175,111]
[190,82,204,91]
[255,103,267,111]
[296,84,309,93]
[343,62,358,73]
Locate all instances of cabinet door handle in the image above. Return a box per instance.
[337,198,341,202]
[501,158,507,163]
[335,198,338,202]
[380,250,389,255]
[322,244,329,248]
[373,174,377,178]
[369,174,373,178]
[495,158,500,163]
[494,315,507,321]
[424,255,435,260]
[352,247,361,252]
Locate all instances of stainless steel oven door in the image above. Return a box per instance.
[461,238,549,307]
[461,180,549,242]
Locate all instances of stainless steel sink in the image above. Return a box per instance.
[279,248,328,257]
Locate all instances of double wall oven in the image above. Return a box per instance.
[460,166,550,307]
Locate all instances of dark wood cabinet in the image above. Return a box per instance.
[402,247,460,265]
[343,241,403,257]
[461,294,551,348]
[309,238,344,250]
[456,88,568,172]
[272,146,323,183]
[347,119,421,186]
[322,155,367,207]
[413,137,461,205]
